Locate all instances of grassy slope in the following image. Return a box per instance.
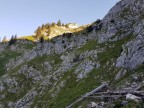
[0,47,21,77]
[18,35,36,41]
[0,31,144,107]
[30,35,143,107]
[31,34,136,108]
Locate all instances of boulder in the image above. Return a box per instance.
[126,93,142,102]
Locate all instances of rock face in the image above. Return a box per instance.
[0,0,144,107]
[91,0,144,70]
[126,93,142,102]
[116,20,144,69]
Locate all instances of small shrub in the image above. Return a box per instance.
[62,33,72,38]
[9,35,17,46]
[95,19,101,24]
[95,23,103,30]
[40,36,44,43]
[63,45,67,48]
[62,40,65,44]
[67,33,72,38]
[87,26,93,32]
[73,55,80,62]
[110,19,115,23]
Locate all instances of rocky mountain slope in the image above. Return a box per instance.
[0,0,144,107]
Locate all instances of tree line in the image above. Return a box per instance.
[35,20,70,39]
[0,35,17,46]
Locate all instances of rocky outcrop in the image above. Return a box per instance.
[15,90,38,108]
[116,20,144,69]
[6,33,95,71]
[0,43,7,53]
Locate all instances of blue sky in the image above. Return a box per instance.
[0,0,118,39]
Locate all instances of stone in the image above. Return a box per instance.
[88,102,98,108]
[115,69,127,80]
[126,93,142,102]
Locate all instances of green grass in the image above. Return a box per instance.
[0,41,36,77]
[0,48,21,77]
[112,100,144,108]
[23,43,36,50]
[114,63,144,87]
[27,53,62,68]
[98,34,134,65]
[3,75,33,102]
[19,35,36,41]
[41,35,135,108]
[78,40,97,53]
[0,26,140,108]
[47,68,100,108]
[119,7,130,19]
[30,65,103,108]
[15,42,36,50]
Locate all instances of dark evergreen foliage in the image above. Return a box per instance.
[51,22,56,26]
[87,26,93,32]
[62,40,65,44]
[95,19,101,24]
[40,36,44,43]
[9,35,17,46]
[94,23,103,30]
[110,19,115,23]
[62,33,72,38]
[57,20,61,26]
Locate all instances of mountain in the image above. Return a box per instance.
[20,22,88,42]
[0,0,144,107]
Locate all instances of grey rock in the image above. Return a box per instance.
[115,69,127,80]
[75,59,99,79]
[15,90,37,108]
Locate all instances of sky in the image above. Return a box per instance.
[0,0,118,39]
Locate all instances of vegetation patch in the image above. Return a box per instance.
[78,40,98,53]
[0,48,21,77]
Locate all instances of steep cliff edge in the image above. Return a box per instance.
[0,0,144,107]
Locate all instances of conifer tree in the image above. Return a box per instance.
[51,22,56,27]
[8,34,17,46]
[42,24,45,29]
[2,36,7,42]
[14,34,17,43]
[40,36,44,43]
[87,26,93,33]
[9,35,14,46]
[35,27,41,39]
[45,23,51,29]
[57,20,61,26]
